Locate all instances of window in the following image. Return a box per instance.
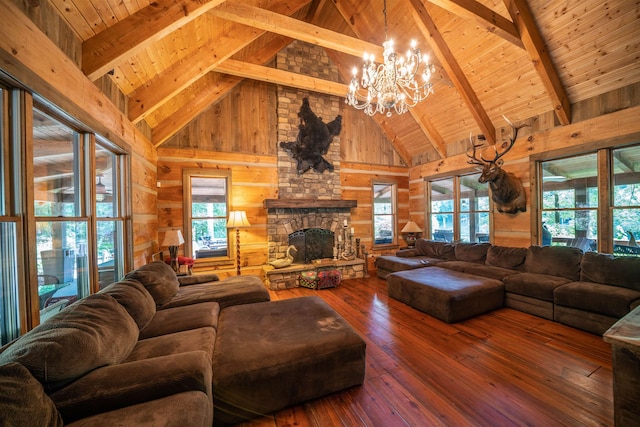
[184,170,230,261]
[427,174,490,243]
[373,183,396,245]
[460,174,490,243]
[33,109,90,310]
[535,143,640,256]
[612,145,640,256]
[539,153,598,251]
[95,138,127,289]
[429,178,454,242]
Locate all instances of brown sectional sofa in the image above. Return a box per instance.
[377,239,640,335]
[0,261,366,426]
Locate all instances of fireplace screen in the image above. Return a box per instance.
[289,228,335,263]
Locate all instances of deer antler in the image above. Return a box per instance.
[482,115,529,164]
[466,132,486,166]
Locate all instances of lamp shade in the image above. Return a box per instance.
[401,221,422,233]
[162,229,184,247]
[227,210,251,228]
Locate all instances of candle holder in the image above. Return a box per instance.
[340,224,356,260]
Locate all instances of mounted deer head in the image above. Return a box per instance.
[467,116,527,214]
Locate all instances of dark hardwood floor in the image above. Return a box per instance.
[236,276,613,427]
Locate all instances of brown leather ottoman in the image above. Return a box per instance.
[212,296,366,426]
[387,266,504,323]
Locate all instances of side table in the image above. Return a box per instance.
[603,305,640,426]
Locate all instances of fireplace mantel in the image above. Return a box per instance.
[263,199,357,209]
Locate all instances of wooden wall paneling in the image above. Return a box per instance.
[157,205,184,229]
[15,0,83,65]
[162,80,277,155]
[340,107,406,167]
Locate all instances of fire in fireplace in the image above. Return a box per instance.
[289,228,335,264]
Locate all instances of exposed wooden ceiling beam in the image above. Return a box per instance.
[128,0,310,124]
[505,0,571,125]
[409,109,448,158]
[82,0,227,81]
[408,0,496,144]
[209,2,384,60]
[426,0,523,48]
[216,59,347,96]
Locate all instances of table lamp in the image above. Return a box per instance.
[401,221,422,248]
[162,229,184,273]
[227,211,251,275]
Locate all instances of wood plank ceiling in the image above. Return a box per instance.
[51,0,640,166]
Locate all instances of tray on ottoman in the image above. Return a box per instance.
[387,266,504,323]
[212,296,366,425]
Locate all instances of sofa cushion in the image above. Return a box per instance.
[375,255,444,273]
[524,245,583,281]
[213,296,366,425]
[65,391,212,427]
[125,327,216,362]
[554,281,640,318]
[503,272,571,302]
[139,302,220,339]
[124,261,179,306]
[158,275,269,310]
[580,252,640,291]
[415,239,456,260]
[0,362,63,427]
[100,279,156,330]
[0,293,139,393]
[51,351,213,424]
[486,246,527,270]
[387,267,504,323]
[437,260,519,281]
[454,242,491,264]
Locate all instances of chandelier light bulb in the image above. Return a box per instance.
[345,1,435,117]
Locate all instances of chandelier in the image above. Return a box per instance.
[346,0,435,117]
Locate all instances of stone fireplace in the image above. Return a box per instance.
[262,41,365,289]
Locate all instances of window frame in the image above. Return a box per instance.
[425,172,492,243]
[372,181,398,248]
[93,135,131,290]
[536,152,599,250]
[182,168,232,266]
[0,83,24,344]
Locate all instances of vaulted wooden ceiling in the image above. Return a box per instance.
[52,0,640,165]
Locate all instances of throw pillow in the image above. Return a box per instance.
[581,251,640,291]
[124,261,180,306]
[100,279,156,330]
[486,246,527,269]
[454,242,491,263]
[524,245,583,281]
